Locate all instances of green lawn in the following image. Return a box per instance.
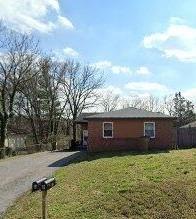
[4,149,196,219]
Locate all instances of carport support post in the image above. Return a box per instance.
[42,190,47,219]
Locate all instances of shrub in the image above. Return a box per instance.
[5,147,13,157]
[12,150,17,156]
[0,148,5,159]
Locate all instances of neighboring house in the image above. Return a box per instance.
[5,116,69,150]
[5,117,33,150]
[5,128,31,149]
[76,107,176,152]
[178,121,196,147]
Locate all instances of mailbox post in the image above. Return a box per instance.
[32,177,56,219]
[42,190,47,219]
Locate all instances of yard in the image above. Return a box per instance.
[4,149,196,219]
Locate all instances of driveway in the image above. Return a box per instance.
[0,151,80,216]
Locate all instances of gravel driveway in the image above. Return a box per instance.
[0,151,80,216]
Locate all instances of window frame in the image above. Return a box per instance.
[103,122,113,138]
[144,122,156,139]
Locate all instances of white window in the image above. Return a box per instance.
[103,122,113,138]
[144,122,155,138]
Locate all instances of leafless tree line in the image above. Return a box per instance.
[122,95,173,114]
[0,26,103,156]
[99,91,195,124]
[99,92,173,114]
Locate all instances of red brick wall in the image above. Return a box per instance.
[87,119,175,152]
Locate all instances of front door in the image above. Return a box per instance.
[83,130,88,147]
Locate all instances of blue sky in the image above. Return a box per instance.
[0,0,196,101]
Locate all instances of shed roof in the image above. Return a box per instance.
[180,121,196,128]
[85,107,174,119]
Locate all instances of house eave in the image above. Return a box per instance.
[85,117,176,120]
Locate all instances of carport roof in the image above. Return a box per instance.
[76,112,101,123]
[85,107,174,119]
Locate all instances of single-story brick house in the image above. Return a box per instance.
[76,107,176,152]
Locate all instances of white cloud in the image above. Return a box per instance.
[58,16,74,30]
[92,60,132,74]
[111,66,131,74]
[0,0,74,33]
[97,85,123,96]
[169,17,185,25]
[136,67,151,75]
[93,62,151,76]
[92,61,112,69]
[143,18,196,62]
[125,82,169,93]
[53,47,79,61]
[183,88,196,103]
[63,47,79,57]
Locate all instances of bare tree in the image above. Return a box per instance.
[61,60,103,144]
[144,95,163,112]
[173,92,195,127]
[38,58,68,150]
[16,70,43,146]
[0,29,39,156]
[130,96,146,109]
[163,95,174,115]
[18,57,68,150]
[122,95,164,113]
[100,91,120,112]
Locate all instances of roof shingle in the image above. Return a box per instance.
[85,107,174,119]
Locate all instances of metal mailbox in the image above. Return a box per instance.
[41,177,56,191]
[32,178,47,192]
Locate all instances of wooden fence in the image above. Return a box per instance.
[177,127,196,148]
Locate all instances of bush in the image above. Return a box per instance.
[12,150,17,156]
[5,147,13,157]
[0,148,5,159]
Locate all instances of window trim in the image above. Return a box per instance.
[103,122,113,138]
[144,122,156,139]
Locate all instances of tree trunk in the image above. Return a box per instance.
[51,141,57,151]
[29,117,39,145]
[51,123,57,151]
[0,118,8,158]
[72,121,77,143]
[38,116,44,143]
[66,120,70,135]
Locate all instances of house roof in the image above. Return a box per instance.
[180,121,196,128]
[76,112,101,123]
[85,107,174,120]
